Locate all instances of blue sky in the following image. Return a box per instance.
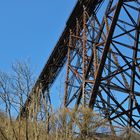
[0,0,76,76]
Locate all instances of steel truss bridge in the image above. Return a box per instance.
[19,0,140,134]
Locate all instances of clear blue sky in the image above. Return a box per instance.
[0,0,76,76]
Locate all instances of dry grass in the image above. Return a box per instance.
[0,108,139,140]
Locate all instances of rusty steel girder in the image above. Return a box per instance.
[18,0,103,119]
[64,0,140,133]
[18,0,140,134]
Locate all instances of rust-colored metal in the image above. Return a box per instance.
[82,7,87,106]
[64,30,72,106]
[18,0,101,119]
[19,0,140,134]
[64,0,140,133]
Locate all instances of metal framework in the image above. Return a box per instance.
[18,0,101,118]
[19,0,140,134]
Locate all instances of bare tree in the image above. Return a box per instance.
[0,60,35,140]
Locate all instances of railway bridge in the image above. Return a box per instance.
[19,0,140,133]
